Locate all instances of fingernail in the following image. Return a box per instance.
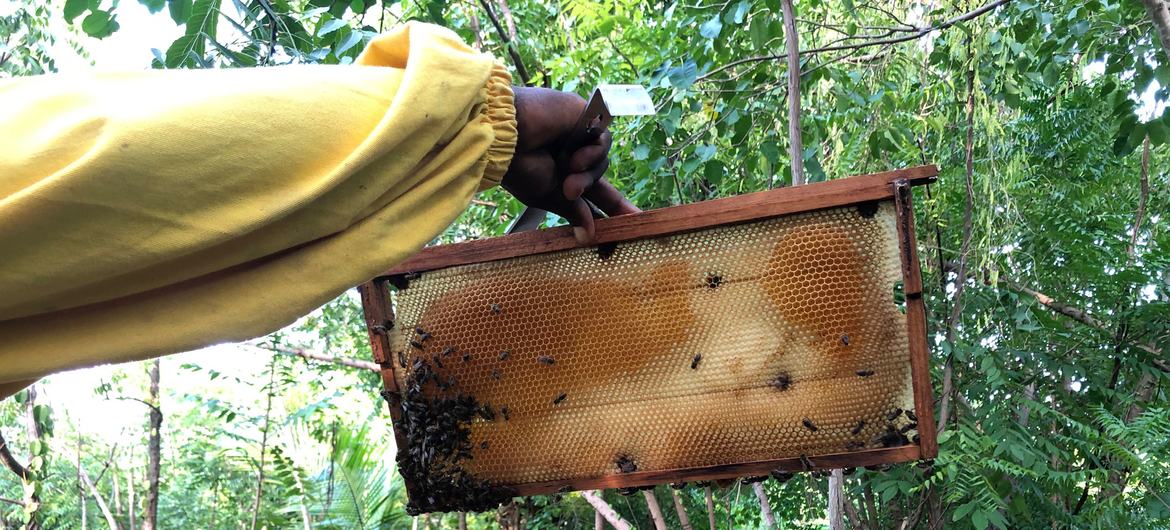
[573,227,589,243]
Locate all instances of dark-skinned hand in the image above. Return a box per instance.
[502,86,640,243]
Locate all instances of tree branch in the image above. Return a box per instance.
[1141,0,1170,63]
[0,496,24,506]
[111,397,162,415]
[752,481,776,528]
[697,0,1013,82]
[582,490,632,530]
[249,343,379,372]
[477,0,532,85]
[670,489,694,530]
[0,430,29,480]
[643,489,668,530]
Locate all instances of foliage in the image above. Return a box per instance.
[2,0,1168,528]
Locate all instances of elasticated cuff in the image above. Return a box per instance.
[478,62,517,190]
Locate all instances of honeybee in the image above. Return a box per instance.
[802,418,818,432]
[799,454,814,471]
[772,372,792,391]
[856,370,875,377]
[537,356,555,365]
[553,392,567,405]
[851,420,866,435]
[615,455,637,473]
[691,353,702,370]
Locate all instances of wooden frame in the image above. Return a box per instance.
[358,165,939,499]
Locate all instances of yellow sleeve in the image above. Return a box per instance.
[0,22,516,394]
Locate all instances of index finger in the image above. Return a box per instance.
[583,179,640,217]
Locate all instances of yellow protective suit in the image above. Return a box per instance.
[0,22,516,398]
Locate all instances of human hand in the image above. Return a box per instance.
[502,86,640,243]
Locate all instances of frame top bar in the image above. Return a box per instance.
[381,165,937,278]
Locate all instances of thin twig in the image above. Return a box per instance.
[256,0,278,65]
[697,0,1012,82]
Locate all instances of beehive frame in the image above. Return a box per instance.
[359,165,938,507]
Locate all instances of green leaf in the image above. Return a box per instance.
[81,10,118,38]
[335,29,363,56]
[1147,119,1169,146]
[168,0,192,25]
[667,61,698,90]
[139,0,166,13]
[1041,61,1060,86]
[64,0,89,22]
[749,16,769,50]
[760,141,780,164]
[165,33,200,67]
[632,145,650,160]
[695,144,717,161]
[318,18,347,37]
[699,16,722,39]
[731,0,750,24]
[704,160,725,185]
[972,510,988,530]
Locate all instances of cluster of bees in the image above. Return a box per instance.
[389,323,519,514]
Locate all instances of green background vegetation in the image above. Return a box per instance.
[1,0,1167,527]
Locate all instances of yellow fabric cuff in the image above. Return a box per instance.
[480,63,517,190]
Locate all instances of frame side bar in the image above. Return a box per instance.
[893,180,938,458]
[356,280,414,479]
[382,165,938,277]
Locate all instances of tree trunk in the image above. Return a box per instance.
[249,356,279,530]
[324,422,337,520]
[642,490,668,530]
[779,0,804,186]
[22,385,44,530]
[142,360,162,530]
[112,465,121,517]
[828,470,845,530]
[128,465,136,530]
[78,435,87,530]
[292,469,313,530]
[209,480,217,530]
[458,512,467,530]
[670,489,693,530]
[1142,0,1170,62]
[582,491,632,530]
[495,0,517,40]
[705,486,716,530]
[595,509,603,530]
[751,483,775,529]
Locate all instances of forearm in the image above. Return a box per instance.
[0,22,516,389]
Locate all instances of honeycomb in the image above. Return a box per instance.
[387,201,917,488]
